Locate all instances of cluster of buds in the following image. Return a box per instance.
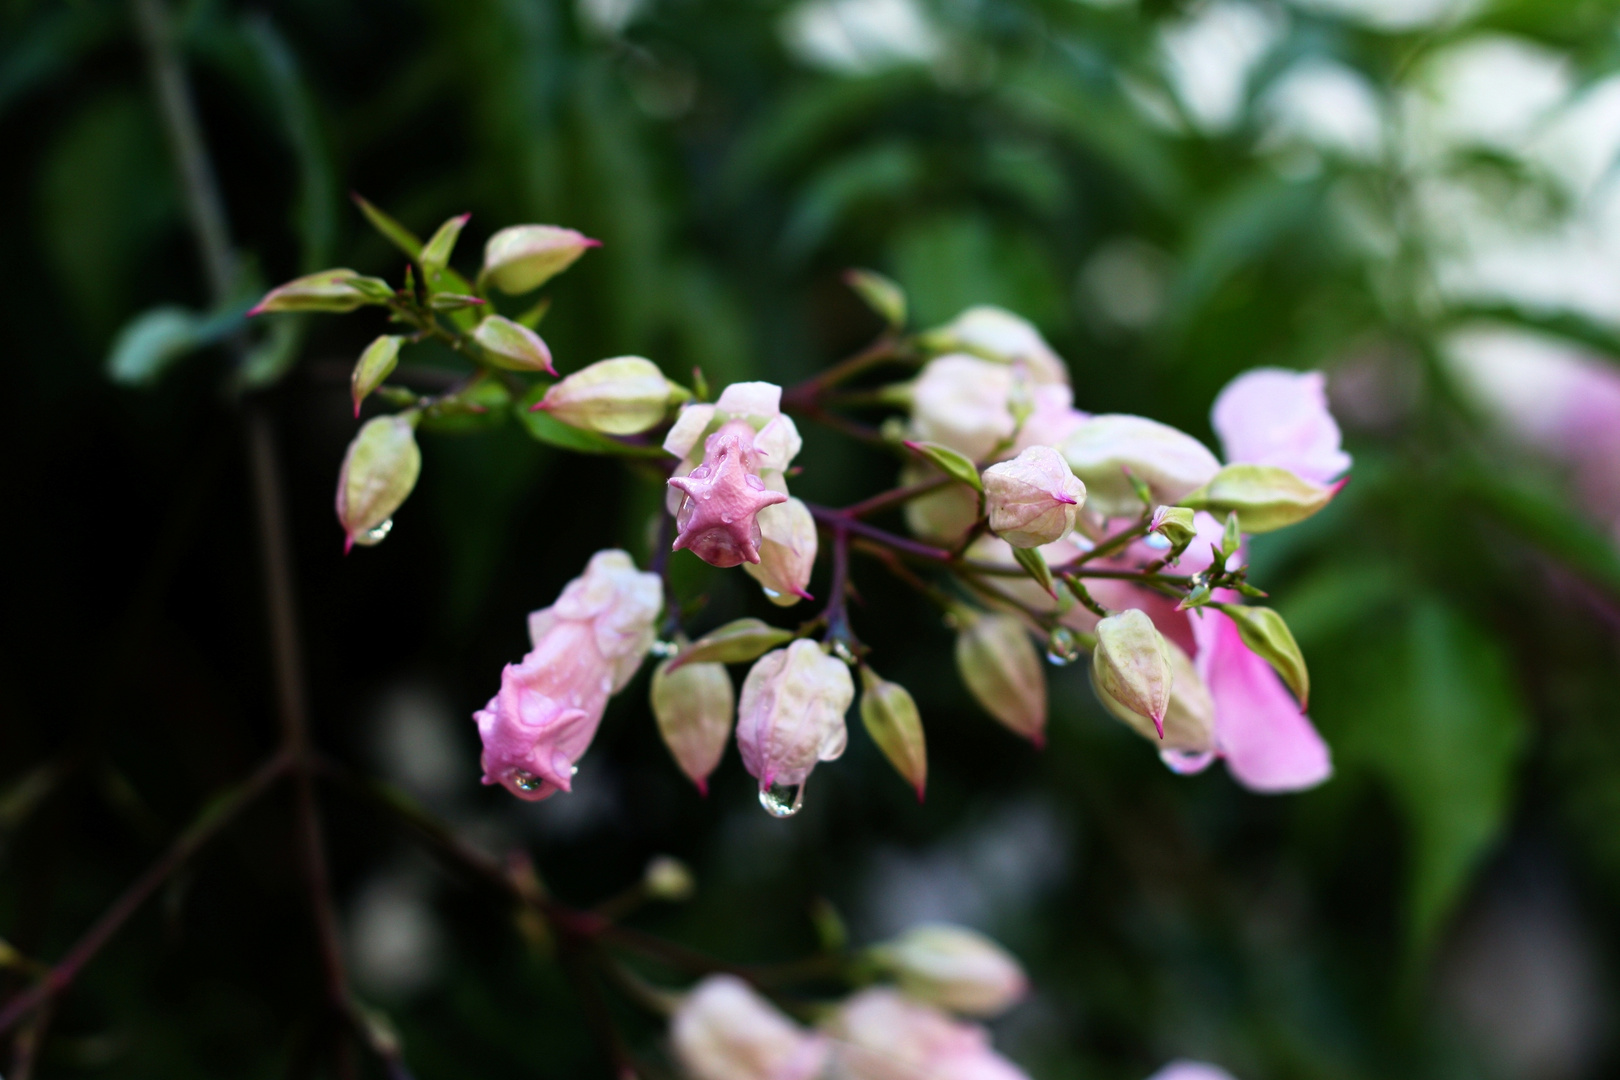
[670,921,1030,1080]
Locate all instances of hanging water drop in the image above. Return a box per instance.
[758,781,804,818]
[1159,749,1216,775]
[512,770,544,792]
[1143,532,1172,551]
[650,639,679,658]
[356,518,394,546]
[1046,626,1082,666]
[830,640,857,665]
[760,587,782,600]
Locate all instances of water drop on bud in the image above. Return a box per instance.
[1045,626,1082,666]
[759,781,805,818]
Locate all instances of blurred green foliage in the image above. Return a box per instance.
[5,0,1620,1077]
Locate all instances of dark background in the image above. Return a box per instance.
[4,0,1620,1076]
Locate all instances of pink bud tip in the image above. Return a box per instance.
[694,777,709,797]
[902,440,924,452]
[1029,731,1046,750]
[353,399,362,418]
[343,535,355,556]
[453,212,472,225]
[1054,492,1078,505]
[915,783,927,803]
[792,587,815,601]
[1152,712,1165,739]
[582,237,603,248]
[247,303,267,317]
[1329,478,1350,496]
[529,397,554,413]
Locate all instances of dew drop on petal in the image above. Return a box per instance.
[1143,533,1172,551]
[758,781,804,818]
[512,770,544,792]
[1159,749,1216,775]
[1046,626,1082,666]
[356,518,394,546]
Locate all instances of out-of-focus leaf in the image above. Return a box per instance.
[1457,467,1620,596]
[1321,598,1527,958]
[107,303,247,385]
[1168,173,1323,328]
[353,192,424,260]
[1443,303,1620,364]
[0,3,117,118]
[780,142,922,259]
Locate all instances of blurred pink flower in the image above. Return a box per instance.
[1146,1062,1239,1080]
[1211,367,1351,484]
[474,550,660,800]
[671,975,828,1080]
[827,987,1029,1080]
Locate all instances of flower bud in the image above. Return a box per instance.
[1092,635,1213,756]
[744,497,817,605]
[536,356,675,435]
[825,987,1031,1080]
[1213,603,1309,706]
[1091,609,1173,738]
[1176,464,1341,534]
[473,314,555,374]
[858,667,927,798]
[651,654,735,794]
[954,613,1046,744]
[1148,505,1198,549]
[672,975,828,1080]
[643,855,695,901]
[1061,415,1221,518]
[419,212,470,282]
[874,923,1027,1017]
[982,446,1085,548]
[669,421,790,568]
[249,268,390,314]
[350,335,404,416]
[910,355,1016,462]
[736,641,853,810]
[336,414,421,552]
[923,305,1069,387]
[481,224,600,294]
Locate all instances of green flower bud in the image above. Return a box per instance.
[350,335,404,417]
[481,225,600,294]
[859,667,928,799]
[642,855,696,901]
[1061,415,1221,519]
[1091,609,1173,737]
[249,268,391,314]
[1148,505,1198,549]
[955,612,1046,744]
[473,314,555,374]
[1092,636,1213,753]
[336,414,421,552]
[1214,603,1309,706]
[534,356,676,435]
[1177,464,1342,534]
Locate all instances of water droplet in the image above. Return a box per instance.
[830,640,856,664]
[570,765,579,777]
[1143,532,1172,551]
[355,518,393,546]
[758,781,804,818]
[512,770,545,792]
[1159,749,1216,775]
[650,639,679,658]
[1045,626,1082,666]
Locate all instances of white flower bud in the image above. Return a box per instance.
[744,497,818,606]
[672,975,828,1080]
[1061,415,1220,518]
[874,923,1028,1018]
[910,355,1016,462]
[926,305,1069,387]
[736,641,853,808]
[643,855,696,901]
[335,414,421,551]
[651,655,734,794]
[982,446,1086,548]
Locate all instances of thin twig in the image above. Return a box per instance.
[804,504,951,563]
[0,753,291,1036]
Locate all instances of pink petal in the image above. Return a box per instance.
[1211,368,1350,484]
[1193,609,1331,793]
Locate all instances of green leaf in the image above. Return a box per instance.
[844,268,907,329]
[420,213,471,282]
[1458,467,1620,597]
[352,192,424,260]
[1213,603,1309,706]
[904,441,984,491]
[106,303,245,385]
[668,618,795,671]
[351,335,405,415]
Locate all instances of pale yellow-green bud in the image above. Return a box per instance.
[419,212,470,282]
[858,667,927,798]
[1214,603,1310,706]
[1061,415,1221,518]
[872,923,1028,1018]
[335,414,421,551]
[481,225,599,294]
[1092,635,1213,753]
[250,268,391,314]
[651,653,735,794]
[350,335,404,416]
[954,612,1046,744]
[473,314,554,373]
[1148,505,1198,549]
[1177,464,1342,534]
[743,497,817,606]
[642,855,696,901]
[534,356,676,435]
[1091,609,1173,737]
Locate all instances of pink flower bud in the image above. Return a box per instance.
[874,924,1027,1018]
[910,355,1016,462]
[1212,368,1349,484]
[336,414,421,552]
[1061,414,1222,518]
[736,640,853,809]
[672,975,828,1080]
[475,550,660,800]
[668,420,790,568]
[982,446,1086,548]
[480,224,599,294]
[826,988,1030,1080]
[249,268,390,315]
[744,497,818,605]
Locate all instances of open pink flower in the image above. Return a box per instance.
[668,420,790,567]
[474,550,660,800]
[1212,368,1351,484]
